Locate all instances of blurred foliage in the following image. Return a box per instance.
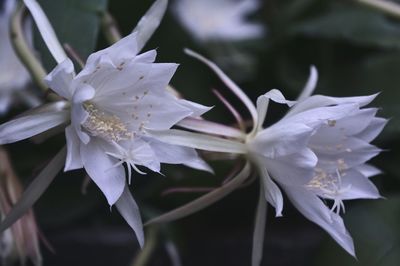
[9,0,400,265]
[35,0,107,71]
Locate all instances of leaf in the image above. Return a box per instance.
[35,0,108,70]
[290,4,400,49]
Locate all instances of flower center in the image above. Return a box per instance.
[82,102,133,142]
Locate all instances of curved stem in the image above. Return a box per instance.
[100,11,122,44]
[145,162,252,225]
[10,3,47,92]
[131,226,159,266]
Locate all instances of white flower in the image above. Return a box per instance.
[148,51,386,264]
[0,0,37,114]
[0,0,211,248]
[45,35,211,206]
[172,0,264,42]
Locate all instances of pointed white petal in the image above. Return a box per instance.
[115,185,144,247]
[146,129,247,154]
[284,185,355,256]
[64,125,83,171]
[146,163,251,225]
[135,50,157,63]
[337,170,381,200]
[287,93,378,117]
[255,89,296,132]
[354,164,382,178]
[84,32,139,68]
[255,94,269,132]
[44,59,75,99]
[284,103,359,129]
[314,138,381,172]
[252,180,268,266]
[177,118,245,139]
[23,0,67,63]
[354,117,387,142]
[262,89,296,106]
[310,108,378,144]
[0,147,66,232]
[184,49,258,127]
[178,99,212,117]
[132,0,168,52]
[81,139,125,205]
[0,110,69,144]
[257,163,283,217]
[296,66,318,102]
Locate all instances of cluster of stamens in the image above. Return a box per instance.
[82,102,133,142]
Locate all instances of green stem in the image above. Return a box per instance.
[10,3,47,92]
[355,0,400,18]
[100,11,122,44]
[131,226,159,266]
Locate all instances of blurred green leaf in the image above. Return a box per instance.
[35,0,108,71]
[313,198,400,266]
[291,4,400,49]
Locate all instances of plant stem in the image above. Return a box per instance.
[356,0,400,18]
[10,3,47,92]
[100,11,122,44]
[131,226,159,266]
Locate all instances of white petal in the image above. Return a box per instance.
[252,180,267,266]
[310,108,378,144]
[0,110,68,144]
[354,164,382,178]
[283,185,355,256]
[184,49,258,127]
[128,138,161,173]
[64,125,83,171]
[296,66,318,102]
[115,185,144,247]
[284,103,359,129]
[257,164,283,217]
[288,93,378,117]
[178,99,212,117]
[132,0,168,52]
[44,59,75,99]
[263,148,317,186]
[255,89,296,132]
[23,0,67,64]
[135,50,157,63]
[354,117,387,142]
[148,138,213,173]
[261,89,296,106]
[0,147,66,232]
[337,170,381,200]
[146,129,247,154]
[250,122,313,158]
[81,139,125,205]
[255,94,269,132]
[84,32,139,68]
[315,138,381,172]
[72,84,95,104]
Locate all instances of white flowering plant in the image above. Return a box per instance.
[0,0,397,266]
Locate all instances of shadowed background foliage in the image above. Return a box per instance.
[3,0,400,265]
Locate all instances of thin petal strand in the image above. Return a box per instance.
[115,186,144,247]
